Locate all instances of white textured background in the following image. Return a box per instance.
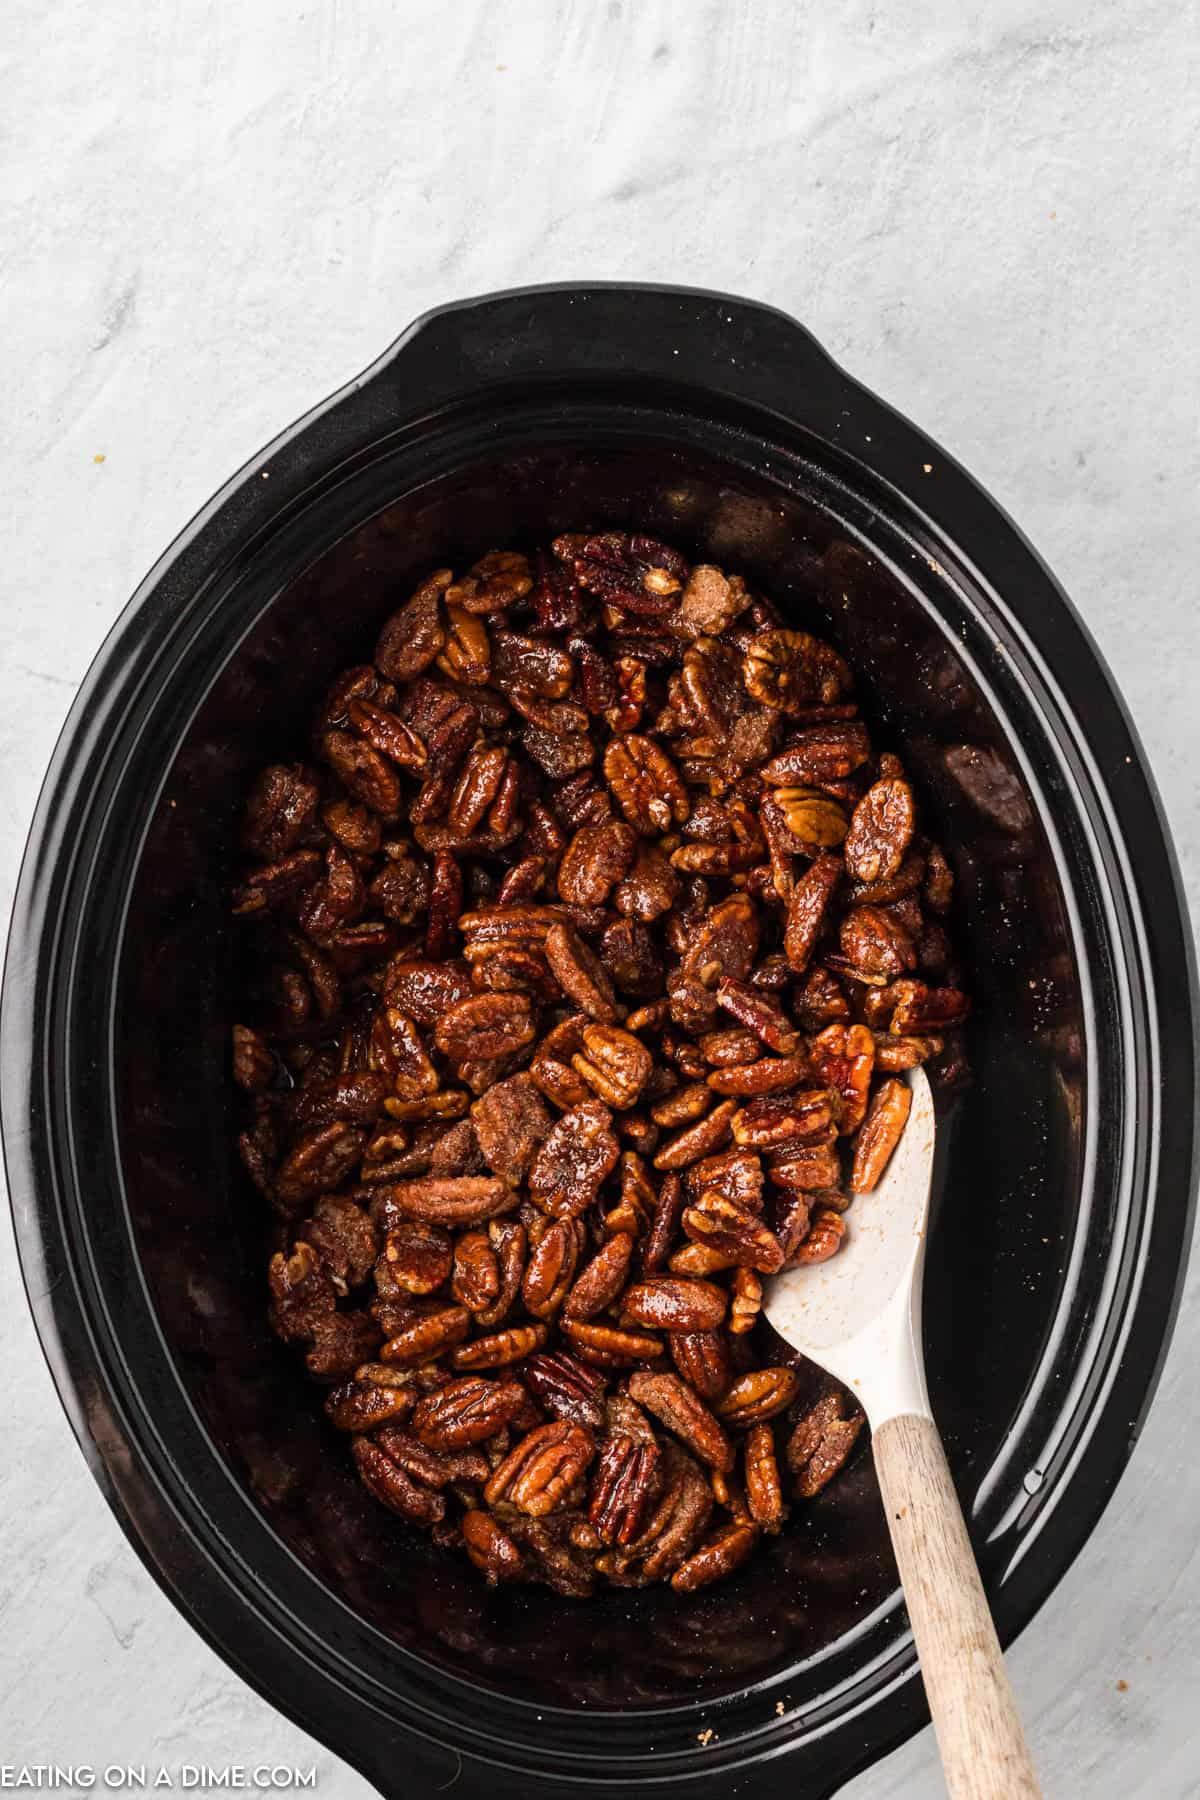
[3,0,1198,1794]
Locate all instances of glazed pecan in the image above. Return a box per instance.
[844,777,915,884]
[681,1191,784,1274]
[670,1519,757,1591]
[375,571,450,680]
[444,1320,545,1369]
[670,1329,732,1401]
[715,1367,801,1428]
[571,1024,652,1110]
[379,1176,518,1227]
[603,735,690,834]
[529,1101,620,1218]
[787,1391,865,1498]
[522,1217,585,1319]
[324,1376,415,1434]
[561,1320,665,1369]
[743,1422,787,1530]
[524,1349,608,1429]
[743,629,851,713]
[810,1023,875,1135]
[451,1228,501,1312]
[597,1443,713,1585]
[380,1304,470,1367]
[728,1266,763,1334]
[434,992,535,1062]
[557,819,637,906]
[470,1072,552,1183]
[563,1231,635,1321]
[850,1078,913,1191]
[484,1421,596,1516]
[622,1277,728,1332]
[462,1508,525,1584]
[410,1375,527,1450]
[382,1222,453,1294]
[628,1372,733,1473]
[352,1436,445,1524]
[589,1432,663,1545]
[544,921,618,1022]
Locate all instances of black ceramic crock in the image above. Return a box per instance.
[4,284,1197,1799]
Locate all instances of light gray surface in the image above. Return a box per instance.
[2,0,1198,1794]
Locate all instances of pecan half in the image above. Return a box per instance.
[622,1277,728,1332]
[715,1366,800,1428]
[787,1391,865,1498]
[484,1422,596,1517]
[529,1101,620,1218]
[670,1519,757,1591]
[524,1350,608,1429]
[589,1433,663,1545]
[850,1078,912,1191]
[410,1375,528,1450]
[628,1371,733,1472]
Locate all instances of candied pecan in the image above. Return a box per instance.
[670,1330,732,1402]
[589,1433,663,1545]
[410,1375,527,1450]
[275,1122,368,1210]
[715,976,799,1053]
[434,991,535,1062]
[707,1051,809,1097]
[557,819,637,907]
[383,1221,453,1295]
[447,746,508,832]
[873,1031,944,1072]
[743,629,851,713]
[781,851,842,972]
[761,722,871,785]
[529,1101,619,1218]
[682,892,760,990]
[475,1218,527,1327]
[544,921,618,1022]
[671,1519,757,1592]
[571,1024,652,1109]
[378,1176,518,1226]
[321,729,403,817]
[598,1442,713,1585]
[716,1367,800,1428]
[557,531,688,616]
[325,1376,415,1433]
[492,629,574,699]
[787,1391,865,1498]
[232,1024,275,1092]
[447,549,532,614]
[888,978,971,1034]
[380,1304,470,1367]
[850,1077,913,1191]
[650,1082,713,1127]
[297,1194,378,1292]
[684,1147,764,1211]
[603,735,689,834]
[614,843,681,922]
[732,1090,836,1151]
[682,1192,784,1274]
[622,1276,728,1332]
[375,571,450,680]
[653,1097,737,1171]
[522,1217,585,1319]
[484,1421,596,1516]
[728,1266,763,1333]
[769,785,848,849]
[628,1371,733,1472]
[424,850,462,959]
[844,776,915,884]
[453,1323,548,1369]
[639,1170,684,1272]
[347,696,428,769]
[810,1023,875,1134]
[743,1422,787,1530]
[242,762,321,860]
[469,1071,552,1183]
[383,957,472,1026]
[563,1232,635,1321]
[369,1008,439,1099]
[797,1207,848,1263]
[839,905,917,979]
[323,796,383,856]
[232,847,324,916]
[506,1513,596,1596]
[435,604,492,686]
[599,917,663,1000]
[524,1350,608,1429]
[794,966,851,1030]
[462,1508,526,1584]
[668,564,751,640]
[766,1145,843,1193]
[451,1228,500,1311]
[352,1436,445,1524]
[562,1320,664,1369]
[291,1072,390,1133]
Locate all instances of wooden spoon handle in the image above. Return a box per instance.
[873,1413,1042,1800]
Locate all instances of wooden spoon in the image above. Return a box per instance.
[764,1068,1041,1799]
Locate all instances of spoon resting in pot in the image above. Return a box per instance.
[764,1068,1041,1800]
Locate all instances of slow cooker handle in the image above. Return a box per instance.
[370,282,851,428]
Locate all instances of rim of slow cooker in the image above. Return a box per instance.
[4,285,1196,1798]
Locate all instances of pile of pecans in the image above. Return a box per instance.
[232,533,969,1597]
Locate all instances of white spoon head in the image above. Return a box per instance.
[763,1068,936,1422]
